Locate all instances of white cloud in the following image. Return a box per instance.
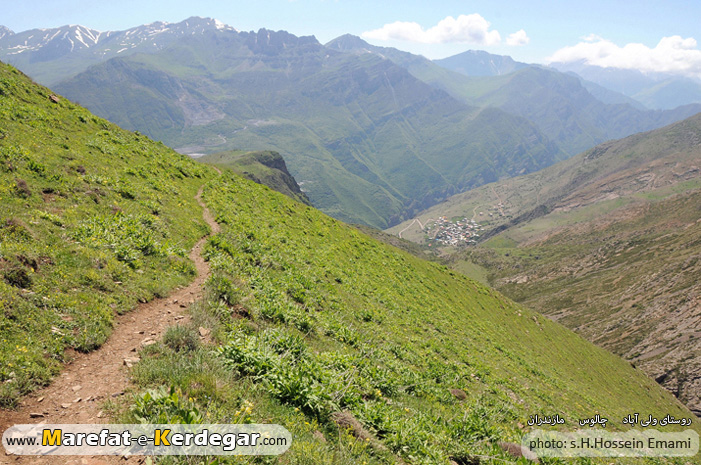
[506,29,529,46]
[362,14,501,45]
[547,35,701,78]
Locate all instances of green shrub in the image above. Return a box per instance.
[219,334,279,377]
[207,274,241,305]
[264,360,332,418]
[163,325,199,352]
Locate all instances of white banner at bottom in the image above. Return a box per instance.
[2,424,291,456]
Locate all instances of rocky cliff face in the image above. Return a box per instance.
[199,150,311,206]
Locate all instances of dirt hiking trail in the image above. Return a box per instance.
[1,182,221,465]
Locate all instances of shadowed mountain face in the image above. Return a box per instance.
[46,25,562,229]
[391,114,701,414]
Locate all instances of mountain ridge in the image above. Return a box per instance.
[0,16,236,85]
[434,64,701,155]
[327,34,701,157]
[198,150,312,205]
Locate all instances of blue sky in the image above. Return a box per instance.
[3,0,700,70]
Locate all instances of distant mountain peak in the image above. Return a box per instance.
[434,49,528,77]
[325,34,372,51]
[134,17,237,35]
[464,49,493,56]
[175,16,237,32]
[0,26,15,40]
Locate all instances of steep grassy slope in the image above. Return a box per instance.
[391,115,701,415]
[0,62,218,406]
[2,60,699,464]
[52,28,562,229]
[199,150,311,205]
[123,169,699,464]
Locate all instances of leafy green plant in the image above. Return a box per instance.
[206,274,241,306]
[131,386,202,424]
[219,334,279,377]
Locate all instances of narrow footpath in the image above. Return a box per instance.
[0,183,221,465]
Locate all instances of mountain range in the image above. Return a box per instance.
[445,65,701,155]
[27,19,565,229]
[0,17,236,85]
[3,17,701,230]
[328,37,701,155]
[328,36,701,153]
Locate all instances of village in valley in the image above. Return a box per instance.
[424,216,484,246]
[421,201,509,247]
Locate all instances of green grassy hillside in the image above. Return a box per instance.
[1,61,698,464]
[131,168,698,464]
[0,62,218,405]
